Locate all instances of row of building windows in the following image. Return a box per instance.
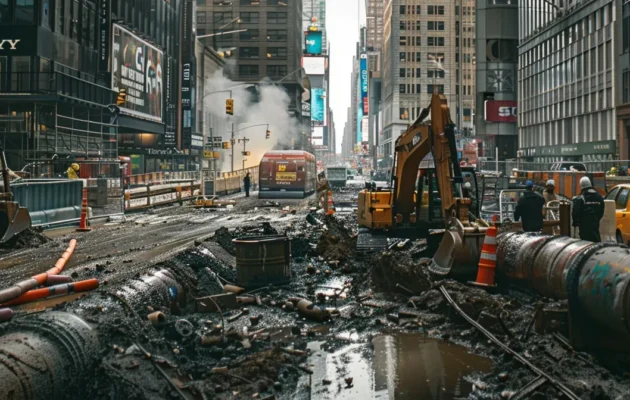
[199,0,289,5]
[398,21,445,32]
[399,36,450,46]
[520,88,613,127]
[238,47,287,59]
[200,28,288,41]
[399,5,474,15]
[399,84,450,94]
[238,64,288,77]
[197,11,287,24]
[399,68,446,78]
[519,110,614,149]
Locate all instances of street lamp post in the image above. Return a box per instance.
[238,137,250,170]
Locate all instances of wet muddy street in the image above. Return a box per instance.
[0,188,629,399]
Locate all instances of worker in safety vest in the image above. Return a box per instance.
[67,163,80,179]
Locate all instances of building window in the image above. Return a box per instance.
[267,12,287,24]
[239,65,259,77]
[427,84,444,93]
[268,0,288,5]
[416,84,421,93]
[267,29,287,41]
[400,5,406,14]
[623,70,630,104]
[428,69,445,78]
[399,84,406,93]
[400,21,406,30]
[428,37,445,46]
[428,21,445,31]
[197,11,206,24]
[240,29,260,40]
[213,11,233,24]
[11,56,30,91]
[240,12,259,23]
[416,5,421,14]
[400,52,406,62]
[399,68,405,77]
[400,37,407,46]
[416,67,421,76]
[267,65,287,77]
[0,0,9,24]
[267,47,287,59]
[400,108,409,120]
[624,3,630,53]
[239,47,259,59]
[15,0,35,24]
[428,5,445,15]
[240,0,260,5]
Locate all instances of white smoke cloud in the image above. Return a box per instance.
[203,71,305,171]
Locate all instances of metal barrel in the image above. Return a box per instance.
[0,312,99,400]
[574,246,630,335]
[233,235,291,288]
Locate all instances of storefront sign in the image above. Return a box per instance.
[0,40,20,50]
[111,24,163,122]
[484,100,517,123]
[302,102,311,117]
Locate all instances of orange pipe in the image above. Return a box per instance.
[33,239,77,285]
[2,278,99,307]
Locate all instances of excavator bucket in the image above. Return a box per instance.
[428,219,486,279]
[0,200,31,244]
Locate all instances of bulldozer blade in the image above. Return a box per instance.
[428,225,486,279]
[0,201,31,244]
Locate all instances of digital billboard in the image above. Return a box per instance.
[111,24,163,122]
[302,56,326,75]
[360,53,368,115]
[311,88,325,126]
[484,100,517,123]
[312,126,324,146]
[305,31,323,55]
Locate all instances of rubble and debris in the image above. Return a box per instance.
[196,293,238,312]
[372,241,432,293]
[315,215,356,262]
[147,311,166,326]
[297,299,329,321]
[0,308,12,322]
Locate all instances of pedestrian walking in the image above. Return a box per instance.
[514,180,545,232]
[572,177,605,242]
[243,172,251,197]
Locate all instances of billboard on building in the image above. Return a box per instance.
[312,126,324,146]
[302,56,326,75]
[360,53,368,115]
[311,88,326,126]
[111,24,163,122]
[305,31,323,55]
[361,117,369,143]
[484,100,517,123]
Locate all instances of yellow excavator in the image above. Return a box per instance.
[357,92,488,277]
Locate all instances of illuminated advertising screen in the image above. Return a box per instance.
[302,56,326,75]
[360,53,368,115]
[305,31,323,55]
[311,88,325,126]
[111,24,163,122]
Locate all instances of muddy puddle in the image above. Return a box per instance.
[298,333,492,400]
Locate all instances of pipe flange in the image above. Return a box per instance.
[566,242,621,307]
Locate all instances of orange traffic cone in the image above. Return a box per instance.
[326,190,335,215]
[471,224,498,287]
[76,187,92,232]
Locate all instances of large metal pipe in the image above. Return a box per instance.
[496,233,630,337]
[0,312,99,399]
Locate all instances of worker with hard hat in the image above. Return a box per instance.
[67,163,80,179]
[572,176,604,242]
[514,180,545,232]
[542,179,558,218]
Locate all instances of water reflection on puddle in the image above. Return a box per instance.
[302,333,492,400]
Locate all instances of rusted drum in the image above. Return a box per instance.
[530,237,582,298]
[576,246,630,335]
[234,235,291,288]
[0,312,99,400]
[547,240,593,299]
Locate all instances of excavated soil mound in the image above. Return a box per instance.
[214,227,235,255]
[316,215,356,262]
[371,244,432,294]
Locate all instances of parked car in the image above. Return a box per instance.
[550,162,587,172]
[605,184,630,244]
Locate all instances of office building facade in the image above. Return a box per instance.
[380,0,476,159]
[518,0,616,162]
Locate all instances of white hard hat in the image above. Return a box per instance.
[546,179,555,187]
[464,182,471,189]
[580,176,592,190]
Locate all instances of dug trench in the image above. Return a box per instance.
[1,213,630,399]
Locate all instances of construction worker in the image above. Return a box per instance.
[67,163,80,179]
[542,179,557,219]
[317,171,330,213]
[514,180,545,232]
[243,172,251,198]
[572,177,605,242]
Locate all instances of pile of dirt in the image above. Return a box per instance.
[316,215,357,262]
[371,242,432,294]
[0,227,50,250]
[214,227,235,255]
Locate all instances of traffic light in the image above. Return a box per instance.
[222,141,231,149]
[242,151,251,156]
[225,98,234,115]
[116,88,127,106]
[265,130,271,139]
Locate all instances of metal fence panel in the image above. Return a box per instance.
[12,179,83,212]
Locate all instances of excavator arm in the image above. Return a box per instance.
[392,92,465,224]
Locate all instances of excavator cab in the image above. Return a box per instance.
[0,149,31,244]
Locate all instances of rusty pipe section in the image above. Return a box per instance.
[496,232,630,337]
[115,268,185,312]
[0,311,99,400]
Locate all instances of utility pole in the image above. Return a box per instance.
[238,136,250,170]
[231,123,235,172]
